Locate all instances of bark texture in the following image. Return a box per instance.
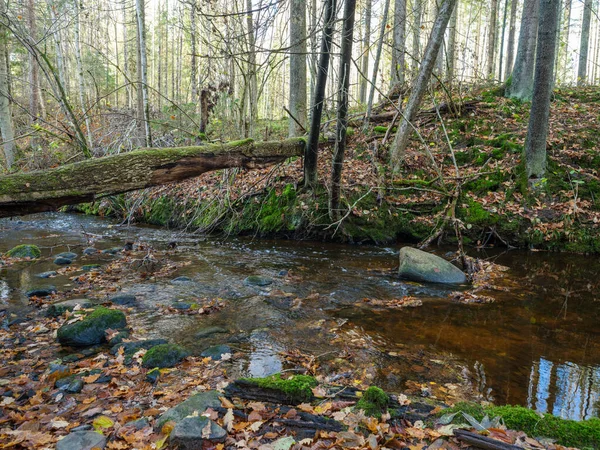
[391,0,406,86]
[359,0,371,104]
[506,0,539,100]
[504,0,518,81]
[0,0,14,169]
[0,139,305,218]
[577,0,592,85]
[289,0,308,137]
[524,0,560,179]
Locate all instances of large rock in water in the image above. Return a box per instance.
[155,391,221,430]
[57,307,127,347]
[5,244,41,259]
[398,247,467,284]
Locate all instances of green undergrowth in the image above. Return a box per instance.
[442,403,600,449]
[242,374,317,404]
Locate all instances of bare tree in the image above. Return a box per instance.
[359,0,371,104]
[74,0,93,149]
[289,0,307,136]
[391,0,406,87]
[364,0,390,127]
[135,0,151,146]
[304,0,337,189]
[390,0,457,171]
[0,0,14,169]
[411,0,422,74]
[330,0,357,220]
[503,0,518,81]
[577,0,592,85]
[486,0,498,78]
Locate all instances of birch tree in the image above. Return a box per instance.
[391,0,406,87]
[135,0,151,146]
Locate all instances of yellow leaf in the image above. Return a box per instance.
[92,415,114,431]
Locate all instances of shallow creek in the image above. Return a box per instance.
[1,213,599,421]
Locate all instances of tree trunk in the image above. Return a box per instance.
[329,0,357,221]
[524,0,560,180]
[498,0,509,81]
[246,0,258,137]
[304,0,336,189]
[123,0,133,109]
[74,0,93,150]
[289,0,308,137]
[446,1,458,82]
[359,0,371,104]
[506,0,539,100]
[135,0,151,146]
[577,0,592,85]
[0,138,306,218]
[412,0,422,74]
[190,0,198,107]
[486,0,498,78]
[391,0,406,87]
[561,0,571,82]
[364,0,390,128]
[390,0,457,171]
[0,0,14,169]
[504,0,518,81]
[27,0,40,123]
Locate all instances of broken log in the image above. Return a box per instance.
[0,138,305,219]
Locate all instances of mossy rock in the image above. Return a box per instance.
[142,343,188,368]
[57,307,127,347]
[244,275,273,287]
[242,374,317,404]
[155,390,221,430]
[81,264,102,272]
[46,299,93,318]
[441,403,600,448]
[5,244,41,259]
[356,386,389,417]
[398,247,467,284]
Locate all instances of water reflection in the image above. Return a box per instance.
[527,357,600,420]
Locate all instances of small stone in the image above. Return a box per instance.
[56,431,106,450]
[171,276,194,284]
[171,301,191,310]
[37,271,57,278]
[56,252,78,260]
[278,270,289,277]
[56,376,83,393]
[169,416,227,449]
[125,417,150,430]
[45,299,92,318]
[26,286,56,298]
[5,244,41,259]
[54,257,73,265]
[200,344,231,361]
[107,331,130,346]
[81,264,102,271]
[146,368,160,384]
[110,294,137,306]
[155,391,221,430]
[102,247,122,255]
[142,343,188,368]
[244,275,273,287]
[111,338,168,356]
[82,248,98,255]
[48,363,71,383]
[70,424,92,432]
[194,326,228,339]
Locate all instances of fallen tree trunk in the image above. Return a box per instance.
[0,138,305,219]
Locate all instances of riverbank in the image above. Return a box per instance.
[75,87,600,253]
[2,234,599,449]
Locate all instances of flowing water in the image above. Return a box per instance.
[1,213,600,421]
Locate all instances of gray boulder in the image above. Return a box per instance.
[169,416,227,449]
[398,247,467,284]
[26,286,56,297]
[56,431,106,450]
[54,257,73,265]
[244,275,273,287]
[155,390,221,430]
[57,307,127,347]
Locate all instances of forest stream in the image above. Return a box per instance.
[1,213,600,423]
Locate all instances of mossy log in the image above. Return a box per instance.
[0,138,305,218]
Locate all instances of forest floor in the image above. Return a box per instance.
[78,86,600,254]
[1,247,597,449]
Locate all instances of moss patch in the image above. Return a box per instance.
[242,374,317,404]
[5,244,41,259]
[142,343,188,368]
[441,403,600,448]
[356,386,389,417]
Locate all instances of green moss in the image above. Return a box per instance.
[5,244,41,259]
[441,403,600,448]
[356,386,389,417]
[142,343,188,368]
[458,198,498,226]
[243,374,317,404]
[57,307,127,347]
